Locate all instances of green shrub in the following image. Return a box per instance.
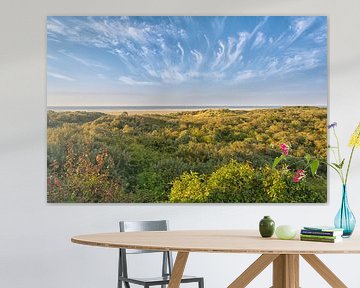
[207,160,255,202]
[169,172,208,203]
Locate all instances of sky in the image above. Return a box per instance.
[47,16,328,107]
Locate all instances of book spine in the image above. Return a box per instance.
[300,234,337,240]
[300,237,337,243]
[301,230,336,236]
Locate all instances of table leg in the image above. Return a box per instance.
[228,254,279,288]
[301,254,347,288]
[272,254,299,288]
[168,251,189,288]
[228,253,348,288]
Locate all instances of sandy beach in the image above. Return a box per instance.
[100,107,263,115]
[47,107,281,115]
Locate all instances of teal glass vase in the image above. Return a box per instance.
[334,185,356,237]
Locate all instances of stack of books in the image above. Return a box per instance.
[300,226,344,243]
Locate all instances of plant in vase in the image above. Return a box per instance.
[328,122,360,237]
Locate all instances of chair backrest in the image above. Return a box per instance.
[118,220,173,282]
[119,220,169,254]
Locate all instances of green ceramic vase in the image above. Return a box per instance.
[259,216,275,238]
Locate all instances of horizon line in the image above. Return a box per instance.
[47,104,327,108]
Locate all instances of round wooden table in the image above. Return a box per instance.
[72,230,360,288]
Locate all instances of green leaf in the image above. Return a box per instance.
[310,160,320,176]
[272,155,284,169]
[339,159,345,169]
[305,154,311,164]
[332,162,341,169]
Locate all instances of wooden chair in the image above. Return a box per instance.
[118,220,204,288]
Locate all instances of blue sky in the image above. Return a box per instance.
[47,16,327,106]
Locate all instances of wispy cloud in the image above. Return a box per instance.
[204,34,210,49]
[212,40,226,69]
[258,49,323,79]
[287,17,317,45]
[159,68,187,84]
[47,16,188,52]
[118,76,158,86]
[249,16,269,38]
[234,70,256,81]
[48,72,75,81]
[177,42,185,63]
[191,49,203,67]
[59,50,108,69]
[48,16,327,96]
[252,32,266,48]
[212,17,227,38]
[47,18,67,36]
[221,32,249,71]
[308,24,327,44]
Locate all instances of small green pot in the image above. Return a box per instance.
[259,216,275,238]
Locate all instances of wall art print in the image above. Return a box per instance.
[47,16,328,203]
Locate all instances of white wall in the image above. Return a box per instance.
[1,0,360,287]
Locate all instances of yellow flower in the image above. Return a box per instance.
[349,122,360,147]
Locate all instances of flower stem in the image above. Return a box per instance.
[330,147,339,164]
[322,161,344,183]
[332,127,346,183]
[345,145,356,185]
[333,127,342,163]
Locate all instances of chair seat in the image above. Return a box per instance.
[119,274,203,286]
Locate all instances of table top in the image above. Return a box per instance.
[71,230,360,254]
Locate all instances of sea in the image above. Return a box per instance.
[47,105,285,111]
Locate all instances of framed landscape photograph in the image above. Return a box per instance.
[47,16,328,203]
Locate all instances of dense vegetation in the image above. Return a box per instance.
[47,107,327,203]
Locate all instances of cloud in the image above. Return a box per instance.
[47,18,67,36]
[212,17,227,37]
[190,49,203,66]
[212,32,249,71]
[212,40,225,68]
[59,50,108,69]
[249,17,269,38]
[48,72,75,81]
[221,32,249,71]
[294,18,314,34]
[260,49,323,78]
[308,25,327,44]
[234,70,257,81]
[287,17,316,45]
[204,34,210,49]
[252,32,266,48]
[143,65,159,78]
[159,68,187,84]
[48,16,326,91]
[118,76,157,86]
[47,16,188,53]
[177,42,185,63]
[283,50,322,71]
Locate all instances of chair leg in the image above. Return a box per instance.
[199,278,204,288]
